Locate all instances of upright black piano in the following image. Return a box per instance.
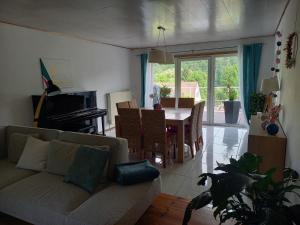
[32,91,107,135]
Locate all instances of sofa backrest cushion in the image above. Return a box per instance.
[8,133,40,163]
[4,126,61,158]
[46,140,80,176]
[59,132,128,180]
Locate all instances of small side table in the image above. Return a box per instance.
[248,115,287,181]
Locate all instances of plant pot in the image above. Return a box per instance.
[224,101,241,124]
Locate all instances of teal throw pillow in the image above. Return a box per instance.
[64,145,110,193]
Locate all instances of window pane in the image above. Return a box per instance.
[180,60,208,121]
[152,63,175,97]
[214,56,245,124]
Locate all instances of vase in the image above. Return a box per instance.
[266,123,279,135]
[223,101,241,124]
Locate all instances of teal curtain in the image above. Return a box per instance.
[140,54,148,107]
[243,43,263,122]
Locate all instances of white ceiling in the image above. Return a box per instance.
[0,0,288,49]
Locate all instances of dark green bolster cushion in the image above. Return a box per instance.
[114,160,160,185]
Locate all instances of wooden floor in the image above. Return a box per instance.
[136,193,233,225]
[0,193,233,225]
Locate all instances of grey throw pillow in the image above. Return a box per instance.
[46,140,80,176]
[8,133,40,163]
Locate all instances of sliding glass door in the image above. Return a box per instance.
[179,59,209,122]
[177,54,243,125]
[213,55,241,124]
[151,53,244,126]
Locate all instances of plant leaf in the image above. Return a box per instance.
[182,192,212,225]
[288,205,300,225]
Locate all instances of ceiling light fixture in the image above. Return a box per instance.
[148,26,174,64]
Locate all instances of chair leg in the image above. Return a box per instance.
[190,144,195,158]
[195,141,199,151]
[200,136,203,145]
[152,152,156,158]
[163,154,166,168]
[173,144,176,159]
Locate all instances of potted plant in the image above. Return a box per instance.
[160,85,172,98]
[224,85,241,124]
[250,93,266,115]
[183,152,300,225]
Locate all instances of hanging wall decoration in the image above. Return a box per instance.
[270,31,282,75]
[284,32,298,69]
[283,0,300,69]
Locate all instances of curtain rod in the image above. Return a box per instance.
[169,46,237,54]
[135,46,237,56]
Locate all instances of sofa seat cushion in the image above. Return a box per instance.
[0,159,36,189]
[0,172,91,225]
[66,177,161,225]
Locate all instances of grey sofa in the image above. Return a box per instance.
[0,126,161,225]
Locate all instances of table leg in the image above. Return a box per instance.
[101,116,105,136]
[115,116,121,137]
[177,121,184,163]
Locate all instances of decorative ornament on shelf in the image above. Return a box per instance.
[284,32,298,69]
[261,104,281,135]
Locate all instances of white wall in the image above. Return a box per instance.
[0,23,131,130]
[130,36,275,104]
[276,0,300,191]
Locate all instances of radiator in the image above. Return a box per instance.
[106,90,132,126]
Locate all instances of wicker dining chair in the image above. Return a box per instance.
[129,99,139,108]
[184,103,200,158]
[160,97,176,108]
[178,98,195,108]
[196,101,206,150]
[116,101,130,114]
[141,109,173,168]
[118,108,143,155]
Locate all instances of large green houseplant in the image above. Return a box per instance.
[183,153,300,225]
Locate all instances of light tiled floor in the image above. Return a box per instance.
[106,125,248,199]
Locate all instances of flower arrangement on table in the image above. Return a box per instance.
[268,104,281,123]
[261,104,281,135]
